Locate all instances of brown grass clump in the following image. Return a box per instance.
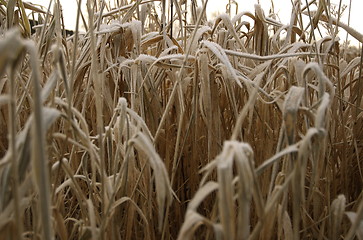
[0,0,363,239]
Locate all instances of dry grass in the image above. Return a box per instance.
[0,0,363,239]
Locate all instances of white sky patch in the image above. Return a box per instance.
[27,0,82,29]
[27,0,362,46]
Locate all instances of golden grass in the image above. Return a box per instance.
[0,0,363,239]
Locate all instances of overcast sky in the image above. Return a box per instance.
[28,0,362,46]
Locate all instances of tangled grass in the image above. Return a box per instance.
[0,0,362,239]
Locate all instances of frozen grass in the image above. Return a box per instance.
[0,0,363,239]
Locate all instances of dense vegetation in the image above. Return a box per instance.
[0,0,362,239]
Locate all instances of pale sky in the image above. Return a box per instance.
[27,0,362,46]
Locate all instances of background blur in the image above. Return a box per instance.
[27,0,362,46]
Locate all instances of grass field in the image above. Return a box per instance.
[0,0,363,239]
